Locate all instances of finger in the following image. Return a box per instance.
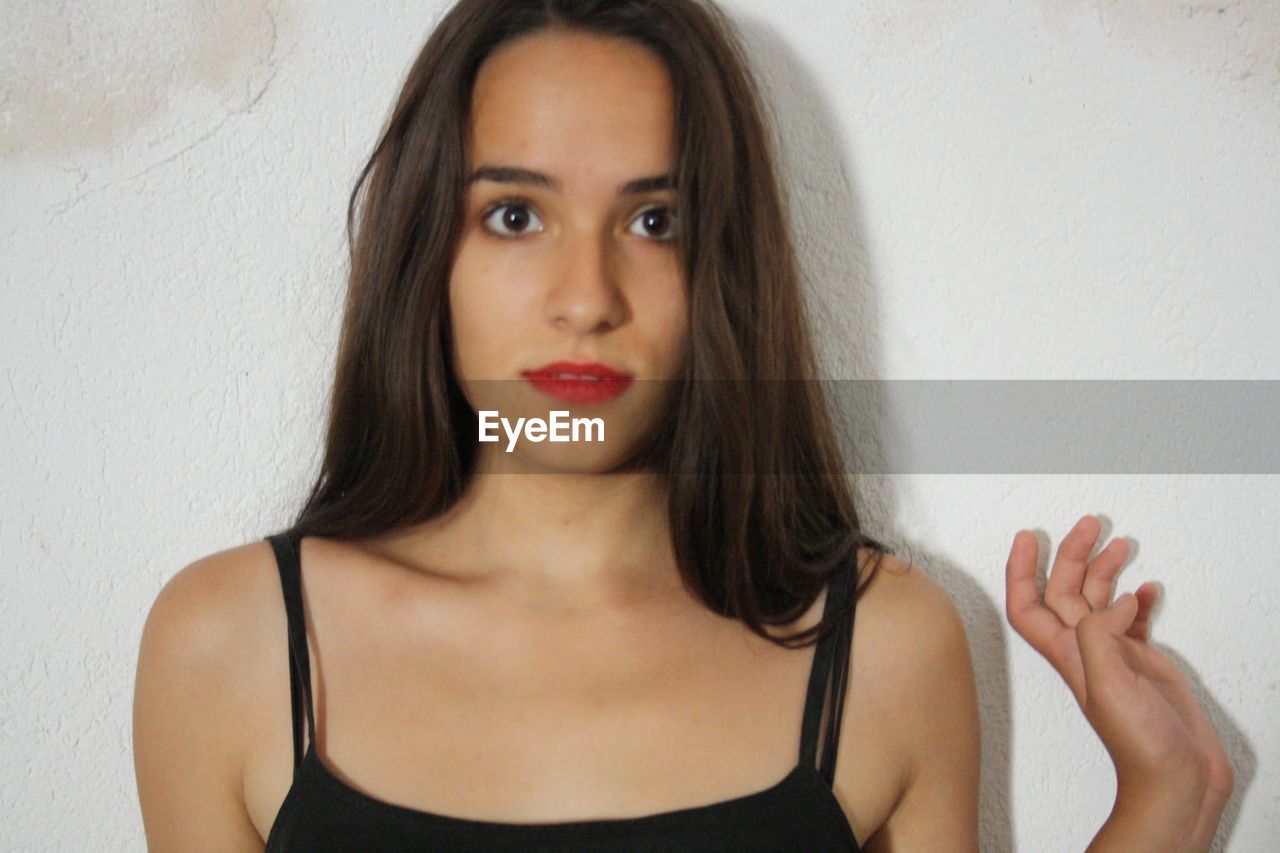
[1075,592,1141,711]
[1006,529,1067,657]
[1081,537,1130,612]
[1126,582,1159,643]
[1045,515,1103,626]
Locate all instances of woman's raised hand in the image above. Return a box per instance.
[1005,515,1234,851]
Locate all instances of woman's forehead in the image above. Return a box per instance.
[468,30,676,185]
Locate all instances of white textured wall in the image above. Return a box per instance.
[2,1,1276,849]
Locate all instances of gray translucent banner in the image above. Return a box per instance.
[460,380,1280,474]
[823,380,1280,474]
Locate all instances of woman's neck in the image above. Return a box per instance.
[375,463,684,614]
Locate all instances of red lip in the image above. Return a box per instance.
[521,361,634,404]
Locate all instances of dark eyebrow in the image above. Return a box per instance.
[466,165,676,196]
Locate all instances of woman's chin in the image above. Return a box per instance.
[479,439,652,476]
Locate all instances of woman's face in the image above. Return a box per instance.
[450,28,688,472]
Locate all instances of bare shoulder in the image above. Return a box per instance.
[133,538,283,850]
[851,548,971,674]
[137,539,284,690]
[836,548,981,851]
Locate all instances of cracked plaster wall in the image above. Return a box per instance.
[1,1,1276,849]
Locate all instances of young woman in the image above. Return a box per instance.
[132,1,1234,850]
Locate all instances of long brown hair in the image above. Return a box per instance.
[283,0,892,648]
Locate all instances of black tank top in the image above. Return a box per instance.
[263,531,862,851]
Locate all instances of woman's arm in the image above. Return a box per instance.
[1006,515,1235,852]
[133,554,265,852]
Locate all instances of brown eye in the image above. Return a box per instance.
[482,202,545,237]
[629,205,679,242]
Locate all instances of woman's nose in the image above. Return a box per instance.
[544,230,627,335]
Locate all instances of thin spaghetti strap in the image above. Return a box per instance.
[267,531,316,770]
[798,555,857,783]
[818,560,856,785]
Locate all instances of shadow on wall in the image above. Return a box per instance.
[729,10,1014,852]
[728,8,1258,852]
